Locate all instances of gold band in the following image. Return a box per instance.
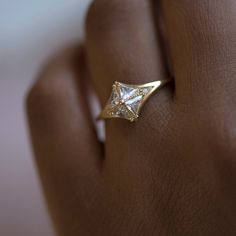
[99,79,171,122]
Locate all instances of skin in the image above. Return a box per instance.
[26,0,236,235]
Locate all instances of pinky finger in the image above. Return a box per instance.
[26,47,102,235]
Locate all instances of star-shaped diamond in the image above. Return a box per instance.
[100,81,162,122]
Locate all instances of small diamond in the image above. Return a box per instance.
[141,87,153,95]
[109,89,120,106]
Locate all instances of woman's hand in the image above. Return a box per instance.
[27,0,236,235]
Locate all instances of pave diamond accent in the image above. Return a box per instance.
[100,81,163,122]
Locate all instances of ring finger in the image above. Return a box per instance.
[85,0,173,138]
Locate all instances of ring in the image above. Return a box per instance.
[99,80,171,122]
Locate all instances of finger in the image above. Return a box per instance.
[26,48,102,234]
[85,0,174,174]
[161,0,236,101]
[86,0,169,106]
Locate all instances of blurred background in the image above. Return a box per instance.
[0,1,91,235]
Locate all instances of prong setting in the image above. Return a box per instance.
[99,80,169,122]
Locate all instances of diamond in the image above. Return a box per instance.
[119,86,137,100]
[100,81,164,122]
[125,94,143,113]
[108,88,120,106]
[140,87,153,95]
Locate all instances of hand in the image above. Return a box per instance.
[27,1,236,235]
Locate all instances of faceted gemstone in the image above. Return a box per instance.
[119,86,137,100]
[125,94,143,114]
[140,87,153,95]
[115,105,131,118]
[109,88,120,106]
[104,82,158,121]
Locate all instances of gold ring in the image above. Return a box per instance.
[99,80,171,122]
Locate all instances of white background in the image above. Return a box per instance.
[0,1,91,235]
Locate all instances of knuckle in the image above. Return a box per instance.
[26,79,52,117]
[86,0,114,36]
[26,81,50,129]
[26,50,77,130]
[26,69,62,117]
[86,0,146,36]
[26,81,46,114]
[26,54,71,115]
[86,0,122,36]
[26,75,64,132]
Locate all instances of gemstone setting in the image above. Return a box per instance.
[100,81,164,122]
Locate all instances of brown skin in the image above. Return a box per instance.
[26,0,236,235]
